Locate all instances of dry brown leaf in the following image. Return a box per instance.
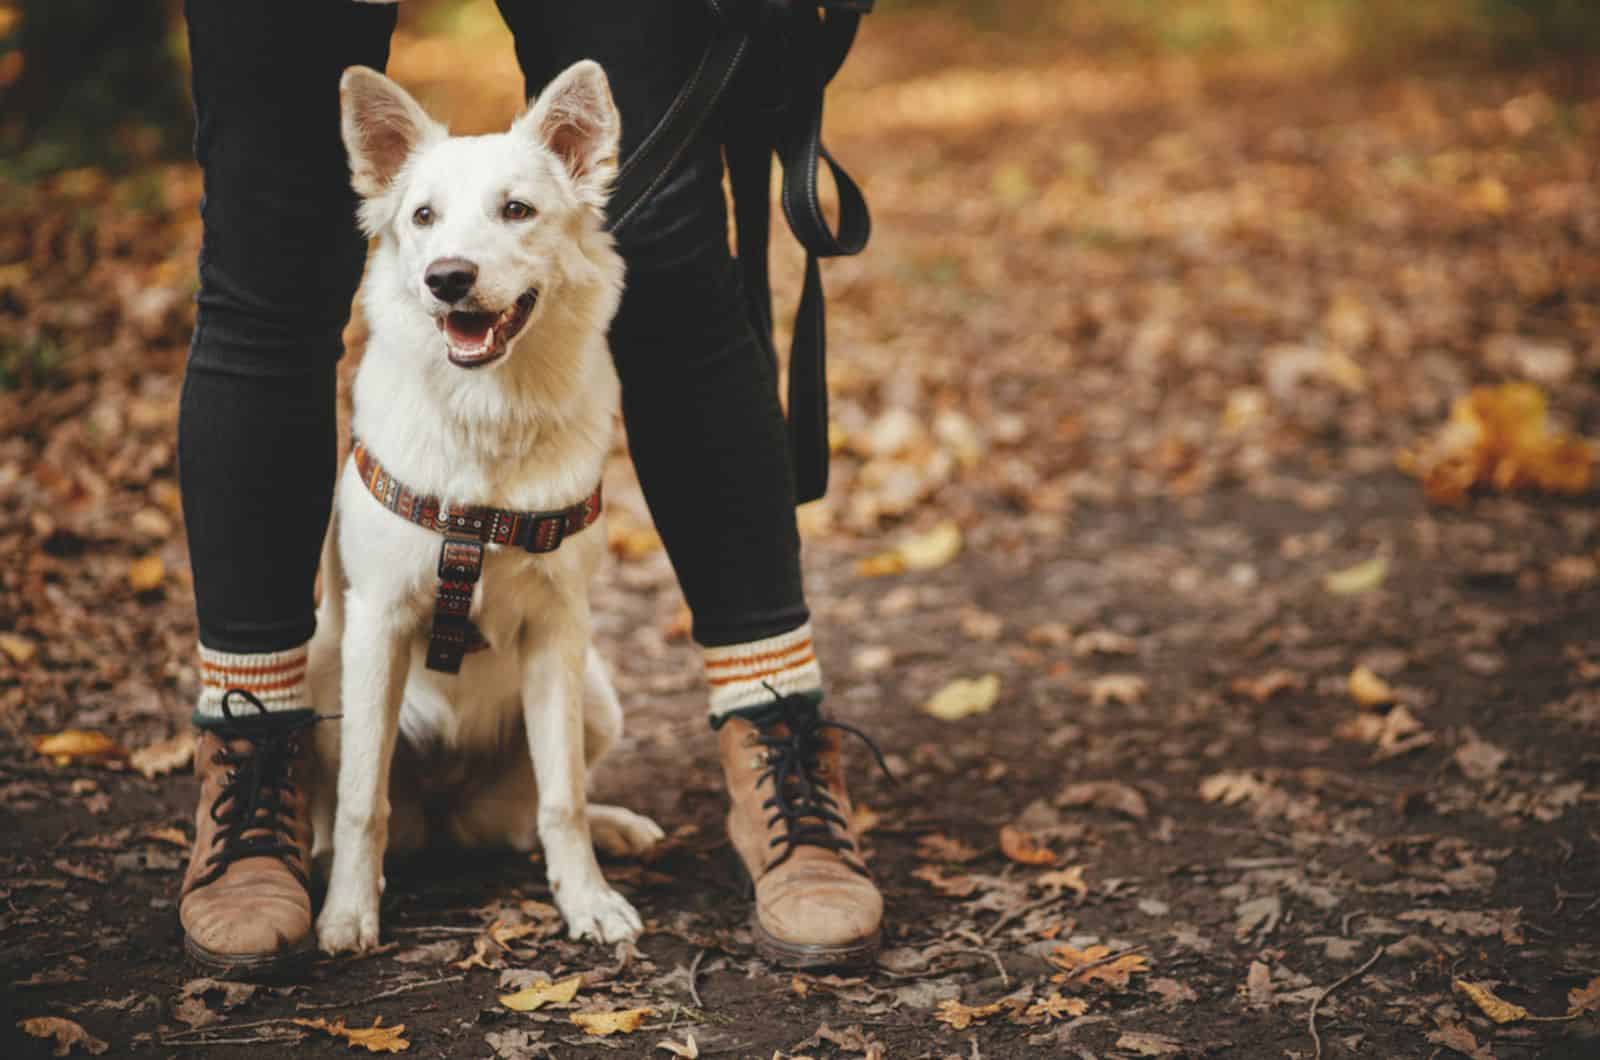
[127,554,165,592]
[19,1016,109,1056]
[1324,555,1388,595]
[1058,780,1149,820]
[1088,673,1146,707]
[1116,1032,1185,1057]
[934,998,1004,1030]
[1453,979,1529,1024]
[1567,976,1600,1015]
[1400,383,1595,506]
[144,826,189,846]
[923,674,1000,721]
[1023,992,1088,1022]
[291,1017,409,1053]
[1230,669,1300,702]
[1048,944,1150,988]
[1426,1022,1493,1060]
[916,833,981,863]
[1198,771,1267,806]
[570,1008,652,1037]
[998,824,1056,866]
[655,1034,699,1058]
[129,731,196,780]
[911,864,978,898]
[499,974,581,1012]
[1347,665,1396,708]
[0,632,37,665]
[32,730,127,766]
[1035,864,1089,899]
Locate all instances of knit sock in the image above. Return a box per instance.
[193,642,313,724]
[703,622,824,724]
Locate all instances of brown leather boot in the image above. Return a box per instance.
[180,692,317,978]
[718,697,889,969]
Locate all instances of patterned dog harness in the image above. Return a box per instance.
[350,438,603,674]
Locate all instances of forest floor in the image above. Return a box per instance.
[3,6,1600,1058]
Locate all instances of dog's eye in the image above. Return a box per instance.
[502,200,535,222]
[413,205,434,227]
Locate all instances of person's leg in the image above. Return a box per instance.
[496,1,881,968]
[177,0,395,976]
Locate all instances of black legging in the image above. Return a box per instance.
[180,0,809,655]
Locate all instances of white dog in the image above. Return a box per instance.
[308,61,662,956]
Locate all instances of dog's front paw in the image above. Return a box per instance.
[588,804,666,858]
[316,897,381,955]
[557,882,643,944]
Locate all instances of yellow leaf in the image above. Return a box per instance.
[499,974,582,1012]
[570,1008,652,1037]
[291,1017,409,1053]
[923,674,1000,721]
[1324,555,1388,595]
[129,731,196,780]
[0,632,36,665]
[1048,944,1150,988]
[934,998,1004,1030]
[19,1016,109,1056]
[1347,665,1395,709]
[857,520,963,577]
[999,824,1056,866]
[1023,992,1089,1022]
[1453,979,1530,1025]
[897,521,963,571]
[128,554,166,592]
[32,730,126,765]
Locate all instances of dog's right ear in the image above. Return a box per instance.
[340,67,439,199]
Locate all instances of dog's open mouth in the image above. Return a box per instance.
[439,289,539,369]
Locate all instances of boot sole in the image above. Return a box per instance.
[184,931,314,982]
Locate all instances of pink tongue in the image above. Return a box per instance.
[446,312,495,345]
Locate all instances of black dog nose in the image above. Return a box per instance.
[425,258,478,303]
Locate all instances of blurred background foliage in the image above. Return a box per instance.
[0,0,1596,178]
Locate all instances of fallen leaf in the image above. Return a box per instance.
[291,1017,409,1053]
[32,730,126,766]
[924,674,1000,721]
[1047,944,1149,988]
[570,1008,652,1037]
[1453,731,1508,782]
[656,1034,699,1058]
[1088,673,1146,707]
[1347,665,1396,708]
[144,826,189,847]
[1058,780,1149,820]
[1230,669,1300,702]
[1568,976,1600,1015]
[916,833,981,863]
[129,731,196,780]
[0,632,37,664]
[1199,771,1268,806]
[1453,979,1529,1024]
[856,520,963,576]
[1426,1021,1494,1060]
[1035,864,1089,899]
[1246,960,1274,1007]
[911,864,978,898]
[999,824,1056,866]
[1115,1032,1184,1056]
[1324,555,1389,595]
[18,1016,109,1056]
[484,1028,545,1059]
[1023,992,1088,1022]
[499,974,582,1012]
[934,999,1004,1030]
[1149,977,1199,1005]
[127,554,165,592]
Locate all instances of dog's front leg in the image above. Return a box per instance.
[524,603,643,944]
[317,593,410,955]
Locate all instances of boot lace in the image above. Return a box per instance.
[190,690,318,891]
[751,688,894,874]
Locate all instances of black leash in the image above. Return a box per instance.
[606,0,874,504]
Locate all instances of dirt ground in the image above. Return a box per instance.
[4,5,1600,1058]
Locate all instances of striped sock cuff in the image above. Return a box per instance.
[195,642,312,718]
[703,623,824,718]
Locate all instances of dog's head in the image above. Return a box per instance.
[339,61,620,371]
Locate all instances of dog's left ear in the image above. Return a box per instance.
[519,60,620,209]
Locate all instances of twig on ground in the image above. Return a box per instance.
[164,1031,305,1048]
[162,1018,306,1043]
[392,925,485,935]
[1307,945,1384,1060]
[982,890,1070,940]
[687,947,707,1009]
[295,973,464,1011]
